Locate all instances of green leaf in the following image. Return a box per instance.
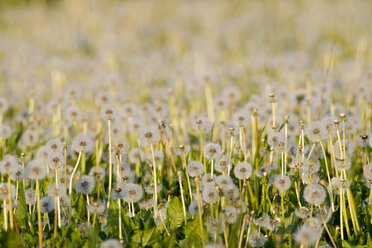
[167,196,185,230]
[132,227,161,247]
[15,184,27,229]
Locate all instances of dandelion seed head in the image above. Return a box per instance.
[47,184,66,198]
[21,129,39,147]
[234,162,253,180]
[100,103,118,121]
[202,183,219,203]
[233,110,249,127]
[100,239,123,248]
[253,214,270,228]
[206,215,225,234]
[75,175,95,195]
[321,116,337,137]
[302,159,320,174]
[334,158,352,171]
[0,124,12,139]
[128,148,145,164]
[188,200,199,217]
[0,97,9,114]
[364,163,372,181]
[139,126,160,145]
[145,183,162,194]
[88,200,106,215]
[304,183,327,206]
[274,175,291,193]
[0,155,19,175]
[267,130,284,148]
[294,223,323,246]
[26,160,47,180]
[89,166,106,181]
[190,114,212,133]
[123,183,143,203]
[111,183,128,200]
[0,182,15,201]
[295,207,310,219]
[222,184,240,201]
[10,164,25,181]
[65,106,83,124]
[248,232,266,247]
[25,188,36,205]
[139,198,154,210]
[47,152,65,170]
[202,173,215,185]
[147,150,163,164]
[203,143,222,160]
[188,160,204,177]
[333,139,354,159]
[40,196,55,213]
[72,134,94,154]
[215,175,233,190]
[305,121,327,143]
[174,144,191,156]
[223,206,237,224]
[215,156,229,173]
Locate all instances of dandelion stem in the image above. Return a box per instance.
[182,154,193,201]
[86,194,90,224]
[36,179,43,248]
[150,143,158,219]
[195,178,205,247]
[118,199,123,241]
[3,200,8,231]
[319,140,334,211]
[177,172,187,224]
[238,214,247,248]
[107,119,113,208]
[7,176,13,230]
[69,151,82,196]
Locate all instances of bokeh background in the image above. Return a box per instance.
[0,0,371,106]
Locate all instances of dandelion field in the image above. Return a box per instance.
[0,0,372,247]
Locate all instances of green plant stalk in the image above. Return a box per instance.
[107,119,113,208]
[228,135,234,176]
[36,179,43,248]
[341,188,351,239]
[86,194,90,224]
[195,179,205,248]
[339,186,344,240]
[3,199,7,231]
[69,151,82,197]
[240,126,247,161]
[281,190,285,232]
[294,180,302,207]
[183,154,193,201]
[319,141,334,211]
[150,143,158,219]
[199,131,204,163]
[7,176,13,230]
[118,199,123,241]
[177,172,187,224]
[238,214,247,248]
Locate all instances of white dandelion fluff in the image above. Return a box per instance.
[26,160,47,180]
[203,143,222,160]
[188,160,204,177]
[75,175,95,195]
[234,162,253,180]
[303,183,327,206]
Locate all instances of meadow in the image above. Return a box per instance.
[0,0,371,247]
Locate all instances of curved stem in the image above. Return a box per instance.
[69,151,82,196]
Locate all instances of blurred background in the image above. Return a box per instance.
[0,0,371,107]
